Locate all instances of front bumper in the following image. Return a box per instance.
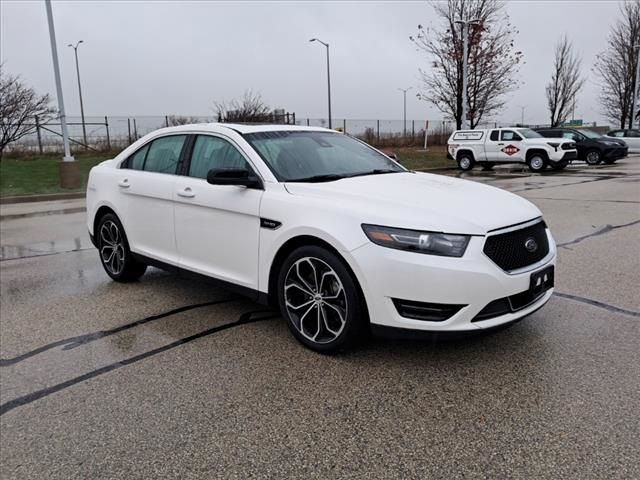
[603,146,628,160]
[350,229,557,332]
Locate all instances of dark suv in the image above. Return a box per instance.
[534,127,628,165]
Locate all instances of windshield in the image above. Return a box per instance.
[517,128,543,139]
[580,129,602,139]
[244,131,405,182]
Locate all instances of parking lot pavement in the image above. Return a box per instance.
[1,160,639,479]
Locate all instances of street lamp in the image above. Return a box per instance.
[398,87,412,136]
[45,0,80,189]
[309,38,332,129]
[631,44,640,129]
[455,18,481,130]
[68,40,87,148]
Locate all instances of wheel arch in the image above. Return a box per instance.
[456,149,476,161]
[526,148,549,161]
[267,235,369,322]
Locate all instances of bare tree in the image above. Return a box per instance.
[0,68,54,159]
[594,1,640,128]
[166,115,201,126]
[411,0,523,129]
[546,35,585,127]
[214,90,272,123]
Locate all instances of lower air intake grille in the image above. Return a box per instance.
[392,299,466,322]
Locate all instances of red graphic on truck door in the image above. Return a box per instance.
[501,144,520,156]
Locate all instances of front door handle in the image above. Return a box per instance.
[497,143,504,146]
[118,179,130,188]
[177,187,195,198]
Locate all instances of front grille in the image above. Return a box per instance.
[483,221,549,272]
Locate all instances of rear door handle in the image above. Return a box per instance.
[177,187,195,198]
[118,179,130,188]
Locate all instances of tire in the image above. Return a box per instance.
[527,153,547,172]
[550,161,568,171]
[480,162,495,171]
[585,149,602,165]
[277,245,366,353]
[457,153,475,171]
[96,213,147,282]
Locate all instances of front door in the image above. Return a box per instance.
[497,130,525,162]
[173,134,263,289]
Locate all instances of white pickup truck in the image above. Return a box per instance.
[447,127,578,172]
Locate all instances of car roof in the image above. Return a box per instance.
[150,123,335,135]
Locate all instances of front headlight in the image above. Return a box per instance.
[362,224,470,257]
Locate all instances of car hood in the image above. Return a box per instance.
[599,137,626,147]
[284,172,541,235]
[525,137,574,147]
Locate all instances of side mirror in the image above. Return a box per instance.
[206,168,262,189]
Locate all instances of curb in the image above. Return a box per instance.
[0,192,86,205]
[0,206,86,221]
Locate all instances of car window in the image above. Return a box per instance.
[143,135,186,174]
[126,144,149,170]
[490,130,499,141]
[626,130,640,138]
[562,131,581,141]
[501,130,521,141]
[538,130,561,138]
[188,135,248,179]
[609,131,624,137]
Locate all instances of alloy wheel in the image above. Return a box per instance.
[284,257,348,344]
[99,220,126,276]
[586,151,601,165]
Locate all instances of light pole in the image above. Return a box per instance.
[398,87,412,136]
[631,44,640,129]
[45,0,80,188]
[68,40,87,148]
[455,18,480,130]
[309,38,332,129]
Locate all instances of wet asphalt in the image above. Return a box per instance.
[1,160,639,479]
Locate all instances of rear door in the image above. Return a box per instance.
[118,134,187,264]
[173,134,263,289]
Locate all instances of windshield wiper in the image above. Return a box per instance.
[346,169,403,178]
[287,173,346,183]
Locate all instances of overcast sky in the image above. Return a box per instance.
[0,1,623,125]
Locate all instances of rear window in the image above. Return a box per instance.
[452,131,484,141]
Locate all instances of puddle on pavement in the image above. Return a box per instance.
[0,237,92,260]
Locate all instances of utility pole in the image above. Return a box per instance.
[310,38,332,129]
[632,45,640,129]
[455,18,480,130]
[68,40,87,148]
[45,0,80,188]
[398,87,412,136]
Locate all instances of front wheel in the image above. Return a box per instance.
[278,246,365,353]
[527,154,547,172]
[585,149,602,165]
[96,213,147,282]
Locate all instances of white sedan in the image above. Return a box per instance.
[606,129,640,152]
[86,124,556,352]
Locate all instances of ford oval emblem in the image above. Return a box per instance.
[524,237,538,253]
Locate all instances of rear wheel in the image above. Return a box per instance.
[585,149,602,165]
[457,153,475,171]
[96,213,147,282]
[278,245,365,353]
[527,153,547,172]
